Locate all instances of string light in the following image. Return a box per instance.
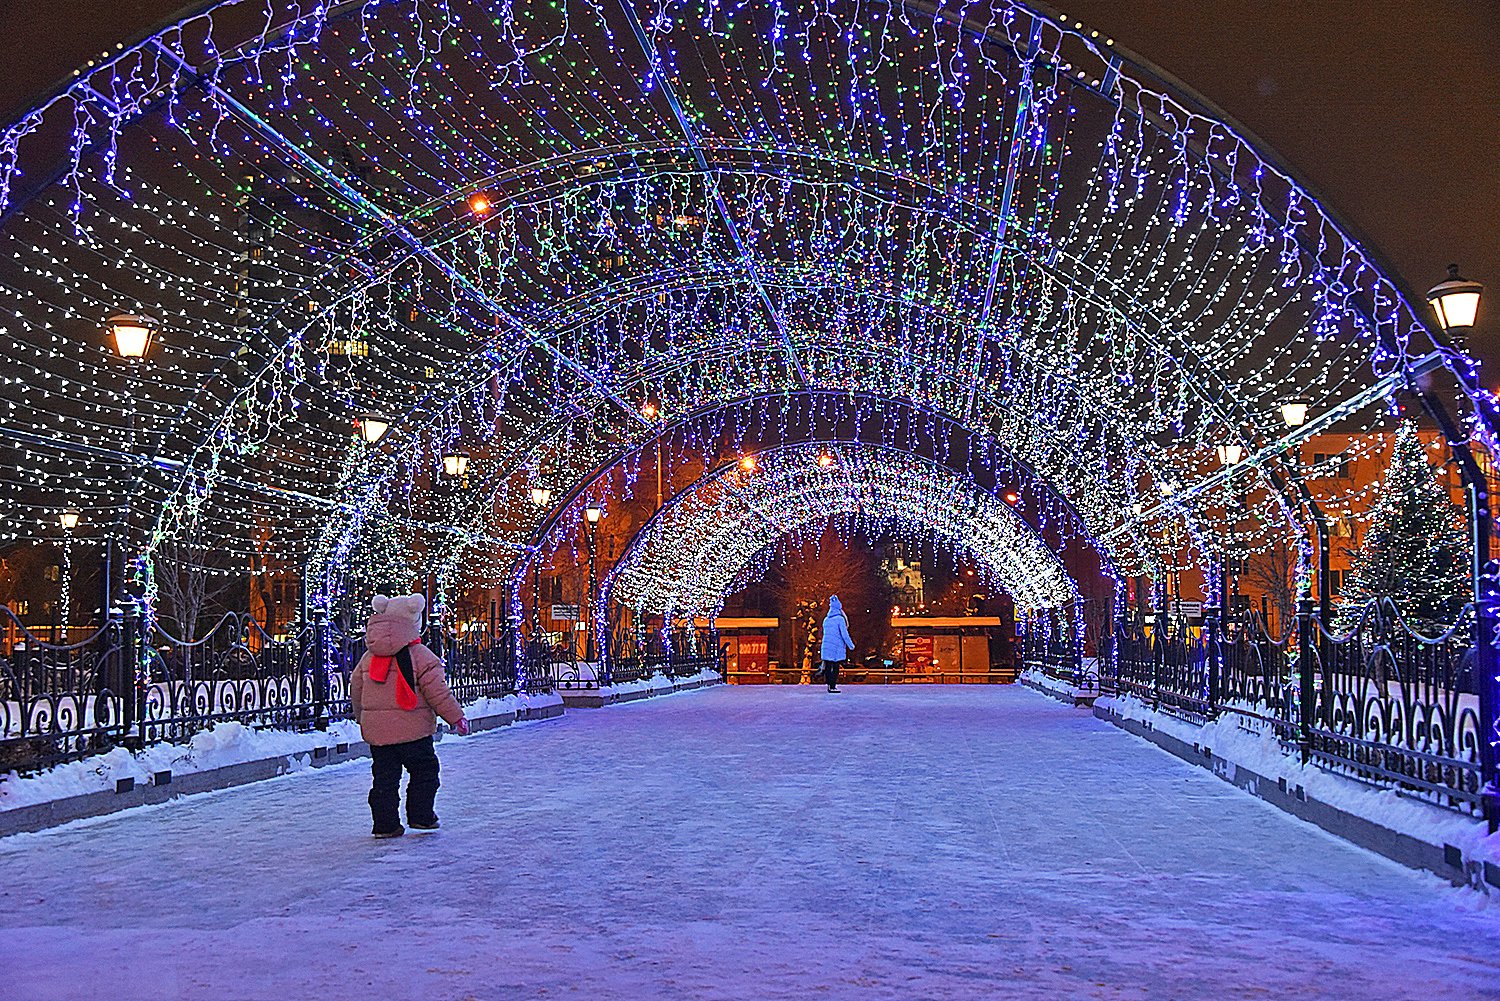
[0,0,1478,623]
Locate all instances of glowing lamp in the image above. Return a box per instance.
[356,414,390,444]
[107,313,157,360]
[641,401,659,419]
[442,450,470,478]
[59,508,81,531]
[467,192,492,217]
[1003,490,1019,505]
[529,486,553,508]
[1428,264,1483,331]
[738,455,758,472]
[1279,401,1309,427]
[585,501,604,524]
[816,452,835,468]
[1215,444,1244,465]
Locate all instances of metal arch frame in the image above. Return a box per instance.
[596,440,1087,615]
[503,391,1131,644]
[512,387,1125,563]
[1,0,1472,392]
[0,0,1456,567]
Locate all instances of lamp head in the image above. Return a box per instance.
[107,313,157,360]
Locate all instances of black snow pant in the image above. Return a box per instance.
[369,736,440,833]
[822,660,842,690]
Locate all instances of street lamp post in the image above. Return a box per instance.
[59,509,79,642]
[528,484,552,649]
[104,313,156,620]
[584,502,604,661]
[1425,264,1497,829]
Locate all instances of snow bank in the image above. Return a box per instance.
[594,667,721,698]
[0,690,563,814]
[1092,690,1500,867]
[1020,668,1077,700]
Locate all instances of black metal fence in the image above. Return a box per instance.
[0,602,534,774]
[600,621,722,686]
[1030,598,1484,817]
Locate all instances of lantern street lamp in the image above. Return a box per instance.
[583,502,605,660]
[59,508,80,639]
[104,312,158,620]
[356,414,391,444]
[1428,264,1484,332]
[441,449,470,480]
[529,485,553,508]
[1215,444,1245,465]
[106,313,158,360]
[1280,401,1309,428]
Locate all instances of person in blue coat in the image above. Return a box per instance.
[820,595,856,693]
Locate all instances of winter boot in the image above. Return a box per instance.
[373,825,406,839]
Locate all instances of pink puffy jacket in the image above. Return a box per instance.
[349,610,464,746]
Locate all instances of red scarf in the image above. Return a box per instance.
[369,641,420,711]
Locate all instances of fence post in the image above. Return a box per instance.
[119,599,144,748]
[311,610,330,731]
[1478,559,1500,832]
[1203,603,1221,717]
[1296,596,1316,764]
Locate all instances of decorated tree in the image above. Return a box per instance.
[346,509,417,611]
[1338,421,1469,630]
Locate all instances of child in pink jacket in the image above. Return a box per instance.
[349,594,469,839]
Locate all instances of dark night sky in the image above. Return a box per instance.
[2,0,1497,371]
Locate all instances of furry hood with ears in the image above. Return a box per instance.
[365,593,425,657]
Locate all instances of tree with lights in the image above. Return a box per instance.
[345,511,417,612]
[1337,422,1468,630]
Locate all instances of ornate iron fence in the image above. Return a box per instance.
[0,602,533,774]
[1306,601,1481,812]
[1041,599,1483,816]
[596,614,723,686]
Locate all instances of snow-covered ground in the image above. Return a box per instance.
[0,691,562,811]
[2,684,1497,1000]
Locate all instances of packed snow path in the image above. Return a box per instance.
[3,686,1497,1000]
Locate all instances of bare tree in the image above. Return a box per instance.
[154,535,232,642]
[1246,535,1298,633]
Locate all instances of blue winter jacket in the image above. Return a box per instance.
[820,596,856,662]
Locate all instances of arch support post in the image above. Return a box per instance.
[1296,597,1317,765]
[1202,601,1223,718]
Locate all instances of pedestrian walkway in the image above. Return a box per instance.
[3,685,1496,1000]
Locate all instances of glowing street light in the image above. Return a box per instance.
[529,485,553,508]
[59,508,81,532]
[1215,444,1245,465]
[356,414,390,444]
[1279,401,1309,428]
[584,501,604,524]
[738,455,758,473]
[106,313,158,360]
[467,192,493,217]
[441,450,470,479]
[1428,264,1483,332]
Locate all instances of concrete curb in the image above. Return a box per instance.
[561,676,723,708]
[0,700,565,837]
[1020,675,1499,891]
